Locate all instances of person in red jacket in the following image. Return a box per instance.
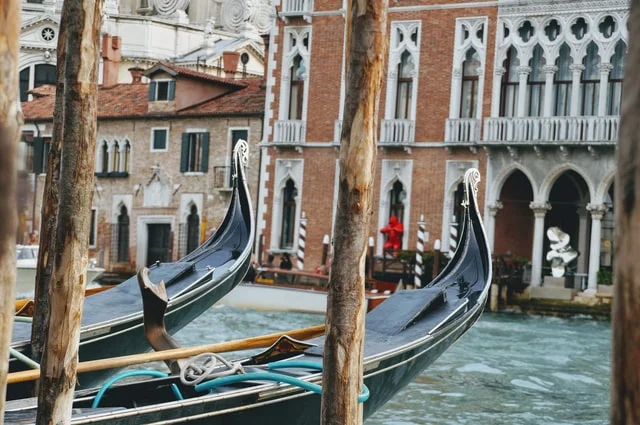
[380,215,403,252]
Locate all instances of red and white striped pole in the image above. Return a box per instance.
[449,215,458,258]
[414,215,425,288]
[297,211,307,270]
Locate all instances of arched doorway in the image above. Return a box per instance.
[544,171,590,279]
[186,204,200,255]
[494,170,534,260]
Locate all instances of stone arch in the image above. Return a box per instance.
[538,163,595,203]
[595,169,616,205]
[490,163,538,204]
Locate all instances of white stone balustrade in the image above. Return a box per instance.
[274,120,306,144]
[484,116,619,143]
[282,0,313,14]
[445,118,481,143]
[380,119,415,145]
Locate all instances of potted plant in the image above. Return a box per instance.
[597,268,613,294]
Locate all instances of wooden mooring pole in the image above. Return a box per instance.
[611,1,640,423]
[320,0,388,423]
[30,0,67,364]
[0,1,22,420]
[35,0,103,423]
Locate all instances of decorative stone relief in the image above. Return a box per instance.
[144,168,172,208]
[220,0,272,35]
[150,0,190,16]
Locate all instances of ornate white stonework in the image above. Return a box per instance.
[278,26,311,121]
[149,0,190,16]
[495,4,628,66]
[384,21,421,120]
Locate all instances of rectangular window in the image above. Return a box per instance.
[89,208,97,248]
[149,80,175,101]
[180,132,210,173]
[151,128,168,151]
[33,137,51,174]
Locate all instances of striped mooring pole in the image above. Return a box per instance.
[449,215,458,258]
[297,212,307,270]
[414,215,426,288]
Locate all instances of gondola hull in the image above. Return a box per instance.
[7,141,254,400]
[5,168,490,424]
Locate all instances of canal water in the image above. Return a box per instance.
[173,306,611,425]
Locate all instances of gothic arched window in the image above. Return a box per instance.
[500,46,519,117]
[186,204,200,254]
[122,141,131,173]
[289,55,305,120]
[389,180,406,222]
[117,205,130,262]
[527,45,546,117]
[460,48,481,118]
[395,50,415,119]
[112,142,121,173]
[607,41,626,115]
[280,179,297,250]
[581,42,601,116]
[553,43,573,116]
[101,141,109,173]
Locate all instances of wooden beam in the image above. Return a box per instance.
[321,1,388,424]
[0,1,22,420]
[35,1,104,423]
[611,1,640,423]
[7,325,326,385]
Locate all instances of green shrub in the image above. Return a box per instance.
[597,268,613,286]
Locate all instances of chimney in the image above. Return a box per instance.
[101,34,122,87]
[128,67,144,84]
[222,51,240,78]
[260,33,269,89]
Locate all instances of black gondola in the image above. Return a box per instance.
[7,140,254,400]
[5,168,491,424]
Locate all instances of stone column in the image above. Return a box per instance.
[486,201,503,253]
[449,68,462,119]
[530,202,551,287]
[516,66,531,118]
[542,65,558,117]
[569,64,585,117]
[490,67,505,117]
[586,203,608,294]
[597,63,613,117]
[577,206,589,275]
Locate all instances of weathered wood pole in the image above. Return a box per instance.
[611,1,640,423]
[320,0,388,423]
[30,0,68,364]
[0,0,22,419]
[35,0,103,423]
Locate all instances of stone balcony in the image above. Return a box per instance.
[280,0,313,19]
[380,119,415,146]
[274,120,306,146]
[445,118,481,143]
[484,116,619,144]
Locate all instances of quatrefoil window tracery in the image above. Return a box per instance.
[599,16,616,39]
[518,21,535,42]
[545,19,561,42]
[571,18,588,40]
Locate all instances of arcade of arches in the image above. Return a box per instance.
[491,169,614,293]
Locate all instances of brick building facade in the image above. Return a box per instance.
[259,0,624,294]
[21,63,265,272]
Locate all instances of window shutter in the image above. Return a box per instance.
[180,133,189,172]
[149,81,157,101]
[168,81,175,100]
[200,132,210,173]
[33,137,44,174]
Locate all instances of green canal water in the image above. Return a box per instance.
[173,307,611,425]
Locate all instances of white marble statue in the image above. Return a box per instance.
[545,227,579,278]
